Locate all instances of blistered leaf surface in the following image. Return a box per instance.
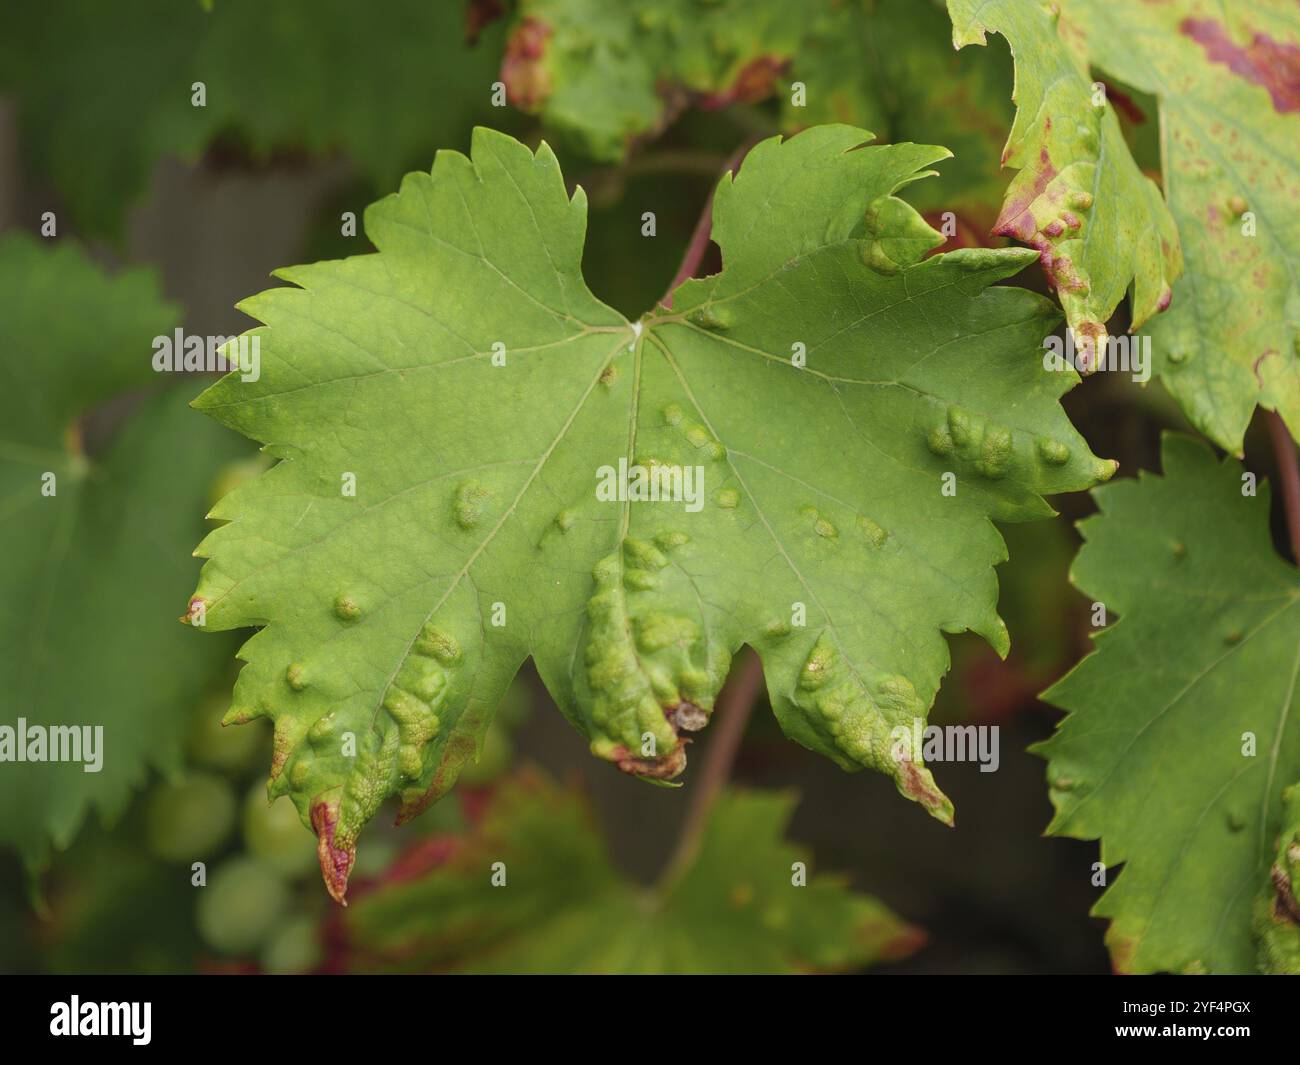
[1061,0,1300,453]
[191,125,1111,899]
[947,0,1183,365]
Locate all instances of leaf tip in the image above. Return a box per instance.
[311,798,356,906]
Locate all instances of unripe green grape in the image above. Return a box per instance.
[260,914,323,974]
[242,785,318,877]
[145,771,236,862]
[197,856,288,955]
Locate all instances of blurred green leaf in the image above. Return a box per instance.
[0,233,247,869]
[1040,434,1300,973]
[346,768,921,973]
[0,0,511,237]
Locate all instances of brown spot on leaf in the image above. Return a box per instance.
[611,741,688,780]
[668,701,708,732]
[1181,18,1300,113]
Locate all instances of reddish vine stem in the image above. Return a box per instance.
[653,138,767,889]
[1266,411,1300,564]
[657,649,765,889]
[659,135,761,308]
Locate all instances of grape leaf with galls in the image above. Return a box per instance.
[1039,434,1300,974]
[189,124,1113,901]
[0,234,247,869]
[346,768,922,974]
[946,0,1183,367]
[1057,0,1300,455]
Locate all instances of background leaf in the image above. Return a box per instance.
[1039,433,1300,974]
[0,234,248,867]
[345,767,922,974]
[0,0,509,237]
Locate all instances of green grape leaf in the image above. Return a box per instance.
[1058,0,1300,454]
[0,234,247,868]
[502,0,1013,230]
[946,0,1183,366]
[345,768,922,974]
[0,0,507,237]
[1039,434,1300,974]
[190,123,1112,902]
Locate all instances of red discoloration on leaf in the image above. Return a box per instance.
[312,798,356,906]
[394,729,478,826]
[897,756,953,825]
[1181,18,1300,113]
[877,920,928,962]
[994,145,1058,242]
[1105,927,1137,974]
[500,17,553,111]
[696,55,789,110]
